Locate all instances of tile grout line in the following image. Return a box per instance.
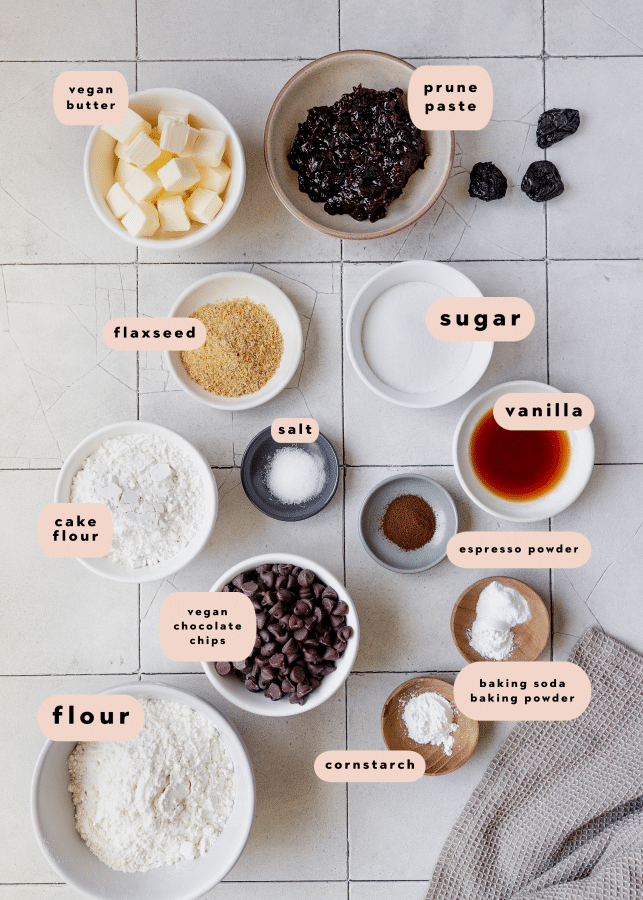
[4,54,643,62]
[3,258,643,267]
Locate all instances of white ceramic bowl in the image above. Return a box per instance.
[165,271,303,411]
[54,421,218,583]
[346,260,493,408]
[453,380,595,522]
[31,681,255,900]
[203,553,359,716]
[84,88,246,250]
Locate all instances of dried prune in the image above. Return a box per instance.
[521,160,564,202]
[287,85,427,223]
[536,108,580,149]
[468,161,507,202]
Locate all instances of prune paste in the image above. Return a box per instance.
[468,161,508,202]
[536,108,580,149]
[521,160,564,202]
[287,85,428,223]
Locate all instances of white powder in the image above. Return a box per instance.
[468,580,532,660]
[265,447,326,505]
[68,699,235,873]
[70,433,204,568]
[361,282,472,394]
[402,691,458,755]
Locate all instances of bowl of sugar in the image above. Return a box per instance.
[240,426,340,521]
[346,260,493,408]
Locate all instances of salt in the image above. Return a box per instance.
[361,282,473,394]
[265,447,326,505]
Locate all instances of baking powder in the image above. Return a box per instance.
[468,580,532,660]
[70,433,204,568]
[68,699,235,872]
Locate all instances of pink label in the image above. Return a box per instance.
[102,318,207,351]
[38,503,112,558]
[53,71,129,125]
[447,532,591,568]
[38,694,144,740]
[426,297,534,342]
[454,662,591,721]
[315,751,425,782]
[271,418,320,443]
[408,65,493,131]
[158,592,257,662]
[494,393,595,430]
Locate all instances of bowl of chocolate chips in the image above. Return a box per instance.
[264,50,454,240]
[203,554,359,716]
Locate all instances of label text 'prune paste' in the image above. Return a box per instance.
[287,85,428,223]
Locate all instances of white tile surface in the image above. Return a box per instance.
[341,0,543,57]
[345,466,551,672]
[344,58,545,264]
[546,58,643,259]
[0,674,135,883]
[141,674,348,881]
[549,260,643,464]
[0,64,137,264]
[546,0,643,55]
[343,261,547,465]
[347,671,514,879]
[138,0,338,60]
[137,61,340,263]
[0,2,136,60]
[350,883,429,900]
[0,471,139,676]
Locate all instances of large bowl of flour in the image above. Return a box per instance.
[31,681,255,900]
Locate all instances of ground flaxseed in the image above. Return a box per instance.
[181,298,284,397]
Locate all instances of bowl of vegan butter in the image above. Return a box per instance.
[85,88,245,249]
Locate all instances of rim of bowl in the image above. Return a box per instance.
[164,271,304,411]
[239,426,340,521]
[53,420,218,583]
[452,380,595,522]
[202,553,360,716]
[358,473,459,573]
[31,681,255,900]
[84,87,246,251]
[263,50,455,240]
[346,260,494,408]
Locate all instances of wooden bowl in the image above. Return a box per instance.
[381,677,479,776]
[451,576,550,664]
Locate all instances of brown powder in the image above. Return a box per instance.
[381,494,436,552]
[181,298,284,397]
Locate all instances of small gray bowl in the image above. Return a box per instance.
[359,474,458,573]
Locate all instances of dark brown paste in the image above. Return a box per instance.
[287,85,428,223]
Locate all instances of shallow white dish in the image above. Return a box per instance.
[31,681,255,900]
[346,260,493,408]
[54,420,218,583]
[453,380,595,523]
[165,271,303,411]
[84,87,246,250]
[202,553,359,716]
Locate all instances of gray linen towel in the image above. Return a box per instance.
[426,628,643,899]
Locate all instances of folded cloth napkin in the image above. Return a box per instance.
[426,628,643,900]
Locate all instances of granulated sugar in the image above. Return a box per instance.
[68,699,235,872]
[70,433,204,568]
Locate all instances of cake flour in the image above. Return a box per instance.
[70,433,204,568]
[68,699,235,872]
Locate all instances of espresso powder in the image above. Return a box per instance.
[381,494,436,551]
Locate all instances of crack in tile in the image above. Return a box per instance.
[561,570,604,630]
[585,518,643,608]
[576,0,643,52]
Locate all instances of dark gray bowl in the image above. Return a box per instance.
[359,473,458,573]
[241,427,340,521]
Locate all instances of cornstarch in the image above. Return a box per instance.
[70,433,204,568]
[68,699,235,872]
[402,691,458,755]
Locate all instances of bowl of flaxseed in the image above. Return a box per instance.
[165,271,303,410]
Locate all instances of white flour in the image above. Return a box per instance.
[361,282,472,394]
[70,433,204,568]
[402,691,458,755]
[68,699,235,872]
[468,580,532,660]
